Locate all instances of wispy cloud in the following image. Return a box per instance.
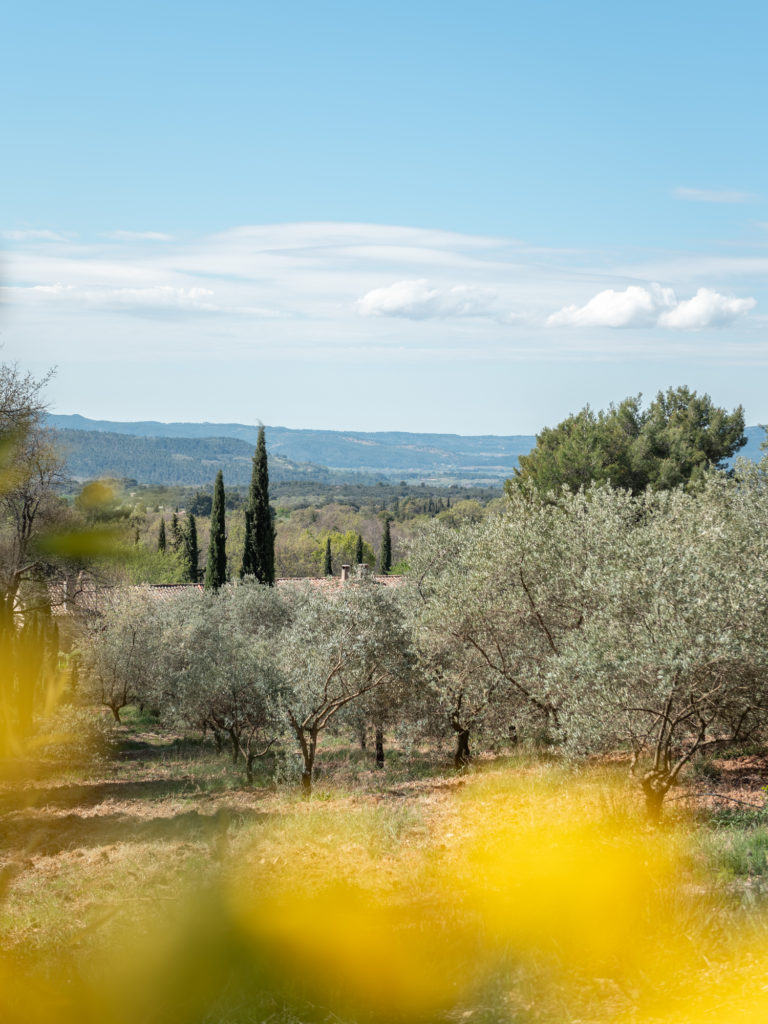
[105,230,175,242]
[548,284,756,330]
[1,229,69,242]
[357,279,498,320]
[1,283,218,313]
[672,187,759,204]
[1,223,764,368]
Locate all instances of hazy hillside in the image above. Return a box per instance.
[734,425,766,464]
[47,414,536,478]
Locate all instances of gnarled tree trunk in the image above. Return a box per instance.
[453,726,471,769]
[375,726,385,768]
[292,721,318,798]
[641,771,670,824]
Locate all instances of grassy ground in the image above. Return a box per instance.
[3,715,768,1023]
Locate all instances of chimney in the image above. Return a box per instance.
[340,564,351,582]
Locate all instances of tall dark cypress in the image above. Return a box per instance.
[380,517,392,575]
[184,513,200,583]
[355,533,364,564]
[204,470,227,590]
[158,518,167,553]
[170,512,183,551]
[240,426,275,584]
[323,536,332,576]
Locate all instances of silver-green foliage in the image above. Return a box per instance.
[155,582,289,779]
[408,487,637,762]
[556,475,768,817]
[279,576,413,792]
[79,588,161,722]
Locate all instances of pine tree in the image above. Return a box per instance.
[380,517,392,575]
[184,513,199,583]
[240,426,275,584]
[355,533,364,564]
[205,470,227,590]
[158,518,167,553]
[323,536,332,576]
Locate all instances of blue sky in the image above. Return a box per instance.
[1,0,767,433]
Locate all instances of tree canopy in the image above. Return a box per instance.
[512,386,746,495]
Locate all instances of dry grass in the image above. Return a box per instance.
[3,721,768,1023]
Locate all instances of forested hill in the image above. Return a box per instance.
[54,429,343,486]
[47,414,538,479]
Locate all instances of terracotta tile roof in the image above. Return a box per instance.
[275,574,404,591]
[50,574,404,614]
[139,583,205,600]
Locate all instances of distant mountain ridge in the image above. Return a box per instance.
[46,415,766,485]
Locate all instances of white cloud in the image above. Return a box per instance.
[547,284,676,328]
[356,279,498,319]
[673,187,758,204]
[549,283,756,330]
[105,230,175,242]
[657,288,756,329]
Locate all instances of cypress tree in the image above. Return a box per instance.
[380,517,392,575]
[323,536,332,576]
[355,533,364,564]
[170,512,183,551]
[240,425,275,584]
[184,513,200,583]
[204,470,227,591]
[158,518,167,553]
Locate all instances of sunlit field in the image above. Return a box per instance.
[3,714,768,1024]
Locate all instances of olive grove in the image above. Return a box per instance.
[72,458,768,818]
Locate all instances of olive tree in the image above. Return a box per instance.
[279,577,413,794]
[558,479,768,820]
[408,487,636,765]
[79,588,161,722]
[0,364,65,618]
[341,586,415,768]
[156,583,289,781]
